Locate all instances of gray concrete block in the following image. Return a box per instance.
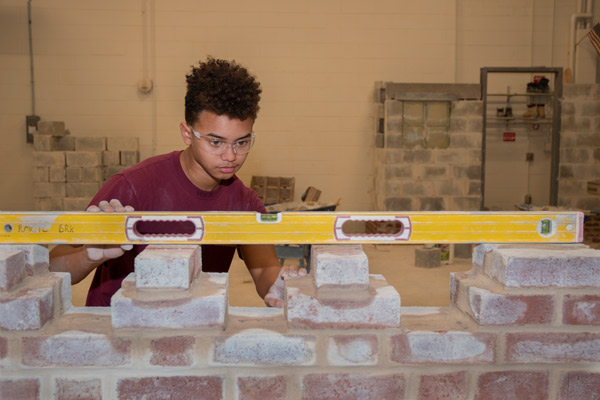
[33,167,49,183]
[103,165,125,180]
[66,182,101,198]
[81,167,102,182]
[55,136,75,151]
[107,137,139,151]
[63,197,91,211]
[66,167,82,182]
[75,137,106,151]
[38,121,65,136]
[48,167,65,183]
[385,197,412,211]
[454,244,473,258]
[415,247,441,268]
[33,182,65,198]
[102,151,120,166]
[33,134,55,151]
[32,152,65,167]
[120,151,139,166]
[419,197,445,211]
[66,151,101,167]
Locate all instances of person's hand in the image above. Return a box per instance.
[264,265,307,308]
[85,199,134,262]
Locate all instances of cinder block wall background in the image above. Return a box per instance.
[1,0,598,211]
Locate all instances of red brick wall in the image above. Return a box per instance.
[1,243,599,399]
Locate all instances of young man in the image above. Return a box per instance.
[49,57,300,307]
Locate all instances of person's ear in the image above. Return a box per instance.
[180,122,193,145]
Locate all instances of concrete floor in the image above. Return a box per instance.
[70,244,474,308]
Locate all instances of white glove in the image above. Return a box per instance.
[264,265,307,308]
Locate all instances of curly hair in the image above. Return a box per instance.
[185,57,262,124]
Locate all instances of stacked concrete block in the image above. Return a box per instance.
[286,244,401,328]
[111,245,227,329]
[32,123,140,211]
[0,245,70,331]
[559,84,600,212]
[373,82,483,211]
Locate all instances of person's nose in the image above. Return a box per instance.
[220,143,237,161]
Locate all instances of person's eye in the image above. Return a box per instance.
[208,139,223,147]
[236,139,250,147]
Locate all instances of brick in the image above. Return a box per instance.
[55,378,102,400]
[66,152,101,167]
[301,373,405,400]
[506,332,600,362]
[475,371,548,400]
[414,247,441,268]
[0,378,40,400]
[327,334,378,366]
[120,150,139,165]
[563,294,600,325]
[148,336,195,366]
[0,250,26,291]
[286,275,400,329]
[38,121,65,136]
[391,332,495,364]
[491,246,600,287]
[107,137,139,151]
[237,376,287,400]
[66,182,100,198]
[63,197,92,211]
[311,244,368,288]
[135,245,198,290]
[418,371,467,400]
[74,137,106,151]
[0,244,51,277]
[214,329,315,365]
[111,273,227,329]
[0,282,53,330]
[49,167,65,182]
[22,330,130,367]
[559,371,600,400]
[32,151,65,167]
[452,274,554,325]
[117,376,223,400]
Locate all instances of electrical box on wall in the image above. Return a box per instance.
[26,115,40,144]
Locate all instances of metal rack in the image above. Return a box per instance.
[480,67,563,208]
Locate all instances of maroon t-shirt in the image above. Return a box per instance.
[85,150,265,306]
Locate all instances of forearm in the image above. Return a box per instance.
[253,265,282,299]
[49,245,103,284]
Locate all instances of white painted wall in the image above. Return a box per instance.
[0,0,591,211]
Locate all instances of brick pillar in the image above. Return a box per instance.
[111,245,228,329]
[285,244,400,328]
[0,245,69,330]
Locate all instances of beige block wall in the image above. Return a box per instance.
[0,0,588,211]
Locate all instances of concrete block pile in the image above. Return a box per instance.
[32,121,140,211]
[374,83,483,211]
[1,243,599,399]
